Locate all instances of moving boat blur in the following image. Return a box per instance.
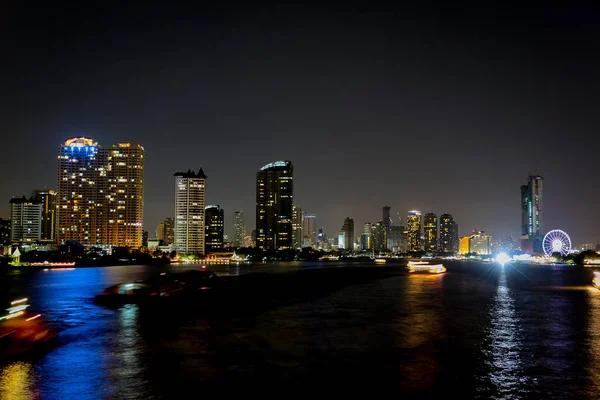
[592,272,600,290]
[408,261,447,274]
[374,258,387,264]
[0,298,55,358]
[94,269,219,306]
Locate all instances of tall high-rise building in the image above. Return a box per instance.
[521,173,543,253]
[32,189,57,242]
[174,169,207,255]
[383,206,392,234]
[388,226,406,252]
[57,137,144,247]
[205,204,224,253]
[439,214,458,253]
[469,231,492,255]
[302,213,316,248]
[233,211,245,248]
[256,161,293,250]
[407,211,422,252]
[291,206,302,248]
[10,196,42,243]
[459,236,470,255]
[361,222,372,251]
[373,221,387,253]
[157,217,174,245]
[423,213,438,252]
[0,218,10,245]
[339,217,354,250]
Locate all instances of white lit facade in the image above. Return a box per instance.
[174,169,207,255]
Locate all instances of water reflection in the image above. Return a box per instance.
[0,362,38,400]
[585,287,600,395]
[479,267,527,399]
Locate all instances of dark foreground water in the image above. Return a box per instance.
[1,261,600,399]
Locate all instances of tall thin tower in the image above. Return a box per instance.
[174,169,207,254]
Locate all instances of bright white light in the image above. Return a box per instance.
[552,239,563,252]
[496,252,510,266]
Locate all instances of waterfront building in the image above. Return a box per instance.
[439,214,458,253]
[521,173,543,253]
[388,225,406,252]
[174,169,207,255]
[243,235,253,248]
[339,217,354,250]
[10,196,42,243]
[233,211,245,248]
[407,211,422,252]
[301,212,316,248]
[32,189,57,242]
[383,206,392,235]
[470,231,492,255]
[0,218,10,245]
[205,205,224,253]
[156,217,174,246]
[255,160,293,250]
[142,230,148,247]
[57,137,145,248]
[292,206,302,248]
[459,236,470,255]
[360,233,371,251]
[373,221,387,253]
[423,213,438,252]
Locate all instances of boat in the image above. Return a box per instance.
[374,258,387,264]
[319,255,339,261]
[94,270,219,306]
[29,261,76,267]
[0,298,55,357]
[408,261,446,274]
[593,272,600,289]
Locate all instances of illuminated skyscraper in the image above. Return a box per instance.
[292,205,302,248]
[407,211,422,252]
[439,214,458,253]
[373,221,387,253]
[256,161,293,250]
[57,137,145,247]
[302,213,316,248]
[521,173,543,253]
[205,204,224,253]
[32,189,57,242]
[157,217,174,246]
[233,211,245,248]
[469,231,492,255]
[10,196,42,243]
[174,169,207,254]
[423,213,438,252]
[339,217,354,250]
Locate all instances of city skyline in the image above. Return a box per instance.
[2,4,599,244]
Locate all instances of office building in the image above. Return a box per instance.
[521,173,543,253]
[0,218,10,245]
[383,206,392,235]
[32,189,57,242]
[373,221,387,253]
[233,211,245,248]
[291,206,302,248]
[302,213,316,248]
[361,222,372,251]
[439,214,458,253]
[470,231,492,255]
[57,137,145,248]
[10,196,42,243]
[157,217,174,246]
[407,211,422,252]
[459,236,470,255]
[256,161,293,250]
[388,225,406,252]
[205,205,224,253]
[339,217,354,250]
[423,213,438,252]
[174,169,207,255]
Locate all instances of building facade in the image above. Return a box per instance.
[0,218,10,245]
[521,173,543,253]
[470,231,492,255]
[233,211,245,248]
[32,189,57,242]
[383,206,392,235]
[174,169,207,255]
[407,211,422,252]
[56,137,144,248]
[339,217,354,250]
[439,213,458,253]
[373,221,387,253]
[256,161,293,250]
[388,225,406,252]
[291,206,302,248]
[302,213,316,248]
[156,217,174,246]
[205,205,224,253]
[423,213,438,252]
[10,196,42,243]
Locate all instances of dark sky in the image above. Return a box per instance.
[2,2,599,244]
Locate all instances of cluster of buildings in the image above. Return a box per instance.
[3,140,589,259]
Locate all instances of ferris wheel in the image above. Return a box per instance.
[542,229,572,256]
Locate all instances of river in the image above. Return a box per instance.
[1,261,599,399]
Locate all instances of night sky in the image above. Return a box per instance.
[2,3,599,244]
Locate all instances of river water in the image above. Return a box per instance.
[1,261,599,399]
